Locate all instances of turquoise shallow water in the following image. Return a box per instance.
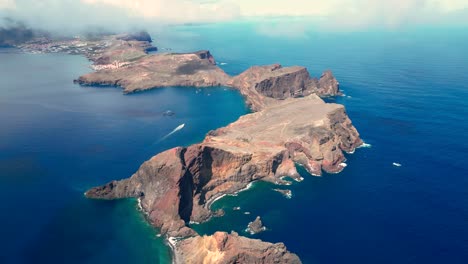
[1,20,468,264]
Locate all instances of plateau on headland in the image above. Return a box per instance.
[74,48,342,111]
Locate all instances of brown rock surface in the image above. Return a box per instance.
[75,50,230,93]
[174,231,301,264]
[246,216,267,234]
[228,64,341,111]
[74,49,341,103]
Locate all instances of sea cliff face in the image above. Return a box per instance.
[228,64,341,111]
[174,231,301,264]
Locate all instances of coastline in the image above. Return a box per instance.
[205,181,255,210]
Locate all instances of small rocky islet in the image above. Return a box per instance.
[246,216,267,235]
[17,31,362,264]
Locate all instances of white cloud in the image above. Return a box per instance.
[81,0,240,23]
[0,0,467,33]
[0,0,15,9]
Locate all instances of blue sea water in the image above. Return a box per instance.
[1,21,468,263]
[0,49,247,263]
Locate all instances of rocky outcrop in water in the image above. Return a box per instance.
[174,231,301,264]
[246,216,267,235]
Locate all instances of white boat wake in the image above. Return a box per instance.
[158,123,185,142]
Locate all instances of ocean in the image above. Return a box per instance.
[1,21,468,263]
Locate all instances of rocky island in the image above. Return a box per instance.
[17,31,362,263]
[246,216,267,235]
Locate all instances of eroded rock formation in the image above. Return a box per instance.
[228,64,341,111]
[246,216,267,235]
[173,231,301,264]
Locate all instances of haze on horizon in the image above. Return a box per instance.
[0,0,467,34]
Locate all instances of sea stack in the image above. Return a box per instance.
[246,216,267,235]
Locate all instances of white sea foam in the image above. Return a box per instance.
[137,198,142,210]
[219,62,228,65]
[359,142,372,148]
[339,162,348,167]
[393,162,402,167]
[168,237,178,247]
[208,194,227,207]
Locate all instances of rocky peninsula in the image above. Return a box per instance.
[83,53,362,261]
[19,31,362,263]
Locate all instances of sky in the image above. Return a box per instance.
[0,0,467,33]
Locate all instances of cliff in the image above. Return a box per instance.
[174,231,300,264]
[228,64,341,111]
